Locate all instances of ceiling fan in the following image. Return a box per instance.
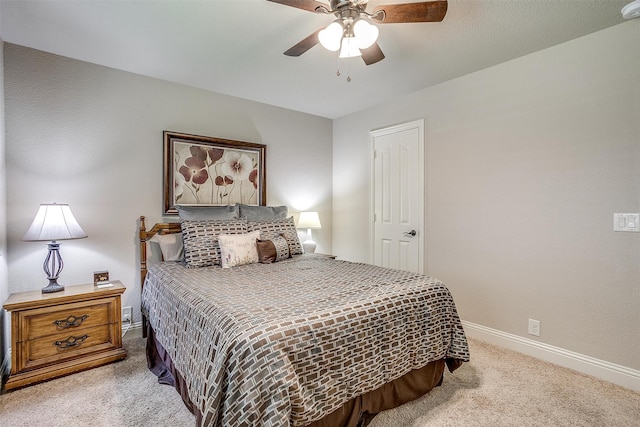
[267,0,448,65]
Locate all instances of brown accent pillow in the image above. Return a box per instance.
[256,235,291,263]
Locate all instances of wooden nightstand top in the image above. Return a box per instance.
[3,280,126,312]
[315,253,336,259]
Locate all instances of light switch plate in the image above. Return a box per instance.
[613,213,640,232]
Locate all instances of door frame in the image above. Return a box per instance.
[369,118,426,273]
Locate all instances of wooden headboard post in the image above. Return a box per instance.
[138,215,182,337]
[139,215,149,338]
[139,215,149,289]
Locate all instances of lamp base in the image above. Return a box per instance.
[302,240,317,254]
[42,241,65,293]
[42,279,64,294]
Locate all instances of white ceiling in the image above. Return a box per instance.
[0,0,631,119]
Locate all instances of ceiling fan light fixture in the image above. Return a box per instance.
[319,21,343,51]
[339,36,362,58]
[353,19,379,49]
[622,0,640,19]
[271,0,449,66]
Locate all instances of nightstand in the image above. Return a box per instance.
[3,281,127,391]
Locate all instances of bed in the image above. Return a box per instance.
[138,209,470,427]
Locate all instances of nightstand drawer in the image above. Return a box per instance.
[19,323,119,372]
[23,298,117,341]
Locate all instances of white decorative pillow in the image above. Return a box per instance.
[149,233,184,262]
[218,230,261,268]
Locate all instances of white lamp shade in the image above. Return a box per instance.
[354,19,379,49]
[339,36,362,58]
[23,203,87,241]
[319,21,343,51]
[297,211,322,229]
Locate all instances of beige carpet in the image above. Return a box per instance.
[1,330,638,426]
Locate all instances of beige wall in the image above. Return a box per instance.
[333,22,640,371]
[0,37,9,369]
[3,19,638,386]
[3,44,333,324]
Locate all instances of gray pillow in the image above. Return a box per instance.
[237,204,288,221]
[180,219,248,268]
[176,205,238,220]
[147,240,163,265]
[246,217,303,256]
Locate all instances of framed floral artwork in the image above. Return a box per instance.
[163,131,266,215]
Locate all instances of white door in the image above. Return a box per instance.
[371,119,425,273]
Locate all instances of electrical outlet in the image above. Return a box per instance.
[528,319,540,337]
[122,306,132,323]
[613,213,640,232]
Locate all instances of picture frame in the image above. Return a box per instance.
[163,131,266,215]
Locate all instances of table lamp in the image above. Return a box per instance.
[297,211,321,254]
[22,203,87,293]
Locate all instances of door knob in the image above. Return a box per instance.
[404,230,417,237]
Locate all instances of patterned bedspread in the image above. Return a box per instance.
[141,254,470,427]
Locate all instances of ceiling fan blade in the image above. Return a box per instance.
[266,0,328,13]
[284,29,322,56]
[361,43,385,65]
[372,1,448,23]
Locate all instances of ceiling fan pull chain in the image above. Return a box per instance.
[336,56,353,82]
[345,60,352,82]
[336,67,353,82]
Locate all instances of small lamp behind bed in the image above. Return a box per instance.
[297,211,321,254]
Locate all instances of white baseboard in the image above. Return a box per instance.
[6,320,635,391]
[2,348,10,378]
[462,321,640,392]
[122,320,143,337]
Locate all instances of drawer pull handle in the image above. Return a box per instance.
[53,314,89,329]
[54,334,88,349]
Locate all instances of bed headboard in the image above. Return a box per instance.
[138,215,181,287]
